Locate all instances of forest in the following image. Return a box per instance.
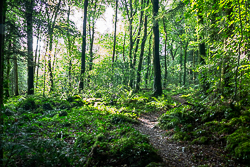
[0,0,250,166]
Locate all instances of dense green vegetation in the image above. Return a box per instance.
[0,0,250,166]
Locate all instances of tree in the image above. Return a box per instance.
[46,0,62,92]
[26,0,34,94]
[152,0,162,96]
[112,0,118,70]
[0,0,6,165]
[135,0,149,92]
[79,0,89,91]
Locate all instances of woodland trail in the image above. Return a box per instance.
[133,95,240,167]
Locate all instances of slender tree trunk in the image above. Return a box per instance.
[183,42,188,85]
[34,29,40,75]
[5,41,10,97]
[179,45,182,85]
[79,0,88,91]
[130,0,143,88]
[26,0,34,95]
[36,37,41,88]
[152,0,162,96]
[43,41,49,97]
[125,0,134,87]
[122,30,126,63]
[14,55,19,96]
[88,1,96,85]
[0,0,6,165]
[163,31,167,88]
[67,6,72,88]
[112,0,118,69]
[192,49,195,83]
[145,34,152,88]
[47,35,54,92]
[135,4,148,92]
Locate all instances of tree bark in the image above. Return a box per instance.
[36,36,41,88]
[122,30,126,63]
[26,0,34,95]
[183,42,188,85]
[14,55,19,96]
[163,18,168,88]
[79,0,89,91]
[179,45,182,85]
[5,41,11,97]
[152,0,162,96]
[112,0,118,70]
[145,34,152,88]
[67,6,72,88]
[0,0,6,165]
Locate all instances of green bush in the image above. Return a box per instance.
[19,98,37,111]
[226,127,250,163]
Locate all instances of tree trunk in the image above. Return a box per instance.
[14,55,19,96]
[135,3,148,92]
[36,36,41,88]
[112,0,118,70]
[152,0,162,96]
[0,0,6,165]
[67,6,72,88]
[145,34,152,88]
[79,0,88,91]
[122,30,126,63]
[5,41,10,97]
[179,45,182,85]
[163,20,168,88]
[34,29,40,75]
[183,42,188,85]
[88,1,96,85]
[26,0,34,95]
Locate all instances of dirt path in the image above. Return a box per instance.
[133,95,240,167]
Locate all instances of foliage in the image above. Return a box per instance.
[2,94,162,166]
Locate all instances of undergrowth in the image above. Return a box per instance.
[2,93,162,166]
[158,86,250,165]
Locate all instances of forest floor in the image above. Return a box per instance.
[3,88,249,166]
[134,94,242,167]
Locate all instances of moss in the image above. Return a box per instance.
[191,136,208,144]
[172,131,190,141]
[110,114,138,124]
[234,141,250,163]
[226,127,250,151]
